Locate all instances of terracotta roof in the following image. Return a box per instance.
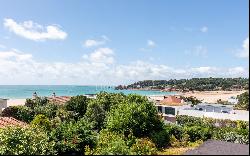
[0,117,27,128]
[47,96,72,105]
[160,96,183,106]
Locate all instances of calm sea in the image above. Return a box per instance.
[0,85,176,99]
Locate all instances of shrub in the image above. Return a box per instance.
[106,101,164,137]
[85,130,131,155]
[65,95,89,119]
[130,138,157,155]
[183,125,212,142]
[33,103,59,119]
[1,106,34,122]
[25,97,49,109]
[31,114,51,131]
[50,118,97,155]
[150,128,170,148]
[85,100,106,131]
[0,126,56,155]
[212,127,249,144]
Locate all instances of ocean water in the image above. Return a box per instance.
[0,85,176,99]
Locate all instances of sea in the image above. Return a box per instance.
[0,85,177,99]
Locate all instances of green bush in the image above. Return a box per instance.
[85,99,106,131]
[183,125,212,142]
[85,130,131,155]
[130,138,157,155]
[106,100,164,137]
[65,95,89,119]
[33,103,59,119]
[31,114,51,131]
[1,106,34,122]
[212,127,249,144]
[0,126,56,155]
[50,118,97,155]
[150,128,170,148]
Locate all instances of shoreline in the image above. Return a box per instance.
[2,90,247,106]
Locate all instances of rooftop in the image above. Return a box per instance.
[160,95,183,106]
[184,139,249,155]
[0,117,27,128]
[47,96,72,105]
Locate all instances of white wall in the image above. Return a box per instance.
[0,99,8,113]
[178,109,249,121]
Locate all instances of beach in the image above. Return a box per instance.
[181,90,247,103]
[7,99,26,106]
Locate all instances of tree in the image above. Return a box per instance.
[85,130,131,155]
[25,97,49,109]
[1,106,34,122]
[0,126,56,155]
[85,130,157,155]
[84,92,127,131]
[182,96,202,107]
[130,138,157,155]
[31,114,52,131]
[85,100,106,131]
[65,95,89,119]
[106,100,164,137]
[33,103,59,118]
[235,92,249,111]
[50,118,97,155]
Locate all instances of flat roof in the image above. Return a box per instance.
[184,140,249,155]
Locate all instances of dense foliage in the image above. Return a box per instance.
[0,126,56,155]
[1,105,34,122]
[234,91,249,111]
[176,115,249,144]
[116,77,249,91]
[0,92,249,155]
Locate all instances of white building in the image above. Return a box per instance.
[0,98,8,113]
[155,103,249,123]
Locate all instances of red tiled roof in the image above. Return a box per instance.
[47,96,72,105]
[160,96,183,106]
[0,117,27,128]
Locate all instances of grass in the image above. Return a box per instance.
[157,140,203,155]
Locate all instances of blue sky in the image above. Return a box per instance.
[0,0,249,85]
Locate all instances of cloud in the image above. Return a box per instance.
[83,47,115,64]
[0,47,248,85]
[3,18,67,41]
[185,45,207,57]
[83,36,109,48]
[200,26,208,33]
[147,40,156,47]
[139,40,156,52]
[236,37,249,58]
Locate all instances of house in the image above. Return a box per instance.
[47,96,72,105]
[160,95,184,106]
[155,96,187,123]
[0,117,27,128]
[0,98,8,113]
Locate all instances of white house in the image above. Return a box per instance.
[0,98,8,113]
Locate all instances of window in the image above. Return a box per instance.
[165,107,175,115]
[157,106,162,113]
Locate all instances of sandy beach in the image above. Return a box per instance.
[7,99,26,107]
[181,90,247,103]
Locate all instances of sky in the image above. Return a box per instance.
[0,0,249,85]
